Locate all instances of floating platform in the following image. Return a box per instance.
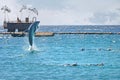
[0,32,54,37]
[0,32,120,37]
[35,32,54,37]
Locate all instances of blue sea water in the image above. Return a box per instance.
[0,25,120,80]
[39,25,120,33]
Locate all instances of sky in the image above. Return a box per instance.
[0,0,120,25]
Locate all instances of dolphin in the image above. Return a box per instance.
[28,21,40,50]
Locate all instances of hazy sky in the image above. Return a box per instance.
[0,0,120,25]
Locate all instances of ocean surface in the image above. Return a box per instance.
[39,25,120,33]
[0,25,120,80]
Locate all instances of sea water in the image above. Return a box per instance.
[0,25,120,80]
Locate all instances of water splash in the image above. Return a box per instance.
[28,44,39,51]
[23,36,39,52]
[23,44,39,52]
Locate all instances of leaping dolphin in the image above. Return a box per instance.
[28,21,40,50]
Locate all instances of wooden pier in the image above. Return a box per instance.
[0,32,54,37]
[0,32,120,37]
[35,32,54,37]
